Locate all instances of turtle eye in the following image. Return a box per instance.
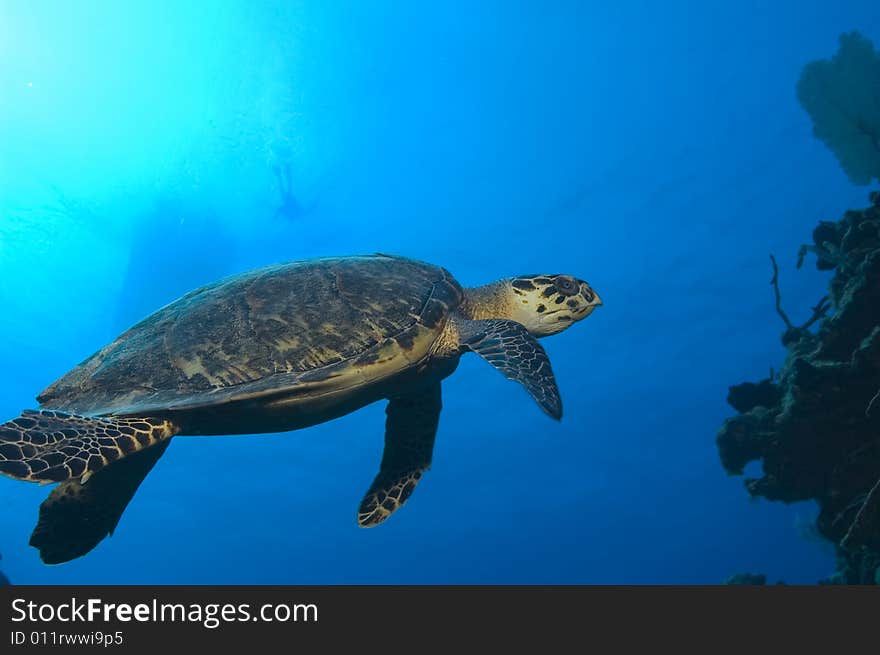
[554,276,578,296]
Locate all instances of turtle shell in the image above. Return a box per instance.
[37,255,463,417]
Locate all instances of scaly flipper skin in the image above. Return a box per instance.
[458,318,562,419]
[30,439,172,565]
[0,410,177,483]
[358,384,442,527]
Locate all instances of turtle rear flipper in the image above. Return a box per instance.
[358,384,441,527]
[30,439,172,564]
[0,410,176,483]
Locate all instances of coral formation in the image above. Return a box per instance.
[716,192,880,584]
[796,31,880,186]
[723,573,767,585]
[0,553,9,586]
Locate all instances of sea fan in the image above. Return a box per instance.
[797,31,880,186]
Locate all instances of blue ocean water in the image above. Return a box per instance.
[0,0,878,584]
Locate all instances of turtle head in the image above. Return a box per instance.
[506,274,602,336]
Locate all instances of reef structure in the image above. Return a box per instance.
[0,553,9,586]
[716,192,880,584]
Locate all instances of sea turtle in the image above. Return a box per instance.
[0,254,601,563]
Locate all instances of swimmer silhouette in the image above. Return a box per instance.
[273,163,305,221]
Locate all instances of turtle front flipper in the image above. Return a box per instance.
[30,439,172,564]
[358,384,441,527]
[0,410,177,483]
[458,318,562,419]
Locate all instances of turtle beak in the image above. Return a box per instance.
[579,282,602,309]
